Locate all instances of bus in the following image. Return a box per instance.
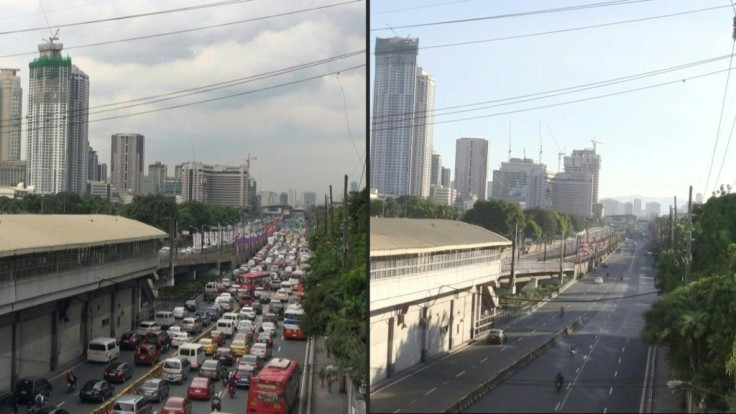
[237,288,253,307]
[247,358,300,414]
[283,304,306,340]
[287,270,304,289]
[241,271,270,291]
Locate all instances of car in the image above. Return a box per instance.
[274,289,290,302]
[594,277,604,284]
[184,300,197,312]
[216,347,236,366]
[198,338,218,355]
[167,325,182,334]
[136,321,161,336]
[210,330,226,346]
[269,279,281,291]
[36,409,71,414]
[186,377,214,400]
[233,367,257,388]
[206,305,221,321]
[171,332,190,348]
[237,354,264,373]
[172,307,187,319]
[254,286,265,298]
[194,310,211,326]
[138,378,170,404]
[237,319,255,333]
[117,332,143,351]
[181,317,202,335]
[269,302,285,318]
[251,300,263,315]
[198,359,224,380]
[111,394,153,414]
[78,379,115,403]
[145,330,171,351]
[249,342,272,359]
[103,362,132,383]
[14,376,52,405]
[261,321,277,337]
[222,278,232,288]
[230,339,250,356]
[134,344,161,366]
[602,263,609,268]
[161,396,193,414]
[239,307,256,320]
[262,313,279,327]
[487,329,507,344]
[234,332,253,344]
[256,331,273,347]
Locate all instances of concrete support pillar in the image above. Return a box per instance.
[50,306,59,371]
[110,289,117,338]
[11,312,19,389]
[82,299,90,351]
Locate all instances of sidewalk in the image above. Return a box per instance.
[652,347,685,413]
[310,335,348,414]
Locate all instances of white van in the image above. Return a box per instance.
[178,343,205,370]
[216,319,235,338]
[280,281,292,295]
[155,311,175,329]
[87,337,120,363]
[222,312,239,322]
[162,357,191,384]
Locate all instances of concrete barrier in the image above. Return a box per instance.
[90,322,218,414]
[443,317,583,413]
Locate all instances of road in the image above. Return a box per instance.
[466,239,657,413]
[370,239,654,414]
[4,287,309,414]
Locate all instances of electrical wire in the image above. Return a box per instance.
[371,53,735,124]
[0,0,363,60]
[336,72,365,169]
[371,0,471,16]
[370,66,735,133]
[370,0,653,31]
[0,0,256,36]
[371,5,729,55]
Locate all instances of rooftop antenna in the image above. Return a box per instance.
[591,138,603,152]
[523,147,527,159]
[386,24,399,37]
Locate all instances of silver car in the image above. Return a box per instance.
[138,379,169,403]
[198,359,223,380]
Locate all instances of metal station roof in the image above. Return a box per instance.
[370,218,511,257]
[0,214,167,258]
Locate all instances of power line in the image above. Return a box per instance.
[0,0,256,36]
[370,0,653,31]
[0,0,363,59]
[370,66,735,133]
[371,0,471,16]
[371,5,729,55]
[371,53,734,124]
[0,50,364,131]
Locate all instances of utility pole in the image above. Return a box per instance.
[510,222,518,295]
[342,175,349,270]
[169,217,176,287]
[324,194,329,233]
[559,230,565,285]
[329,185,334,235]
[669,206,674,249]
[686,186,693,282]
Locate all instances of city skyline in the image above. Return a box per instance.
[2,1,366,202]
[370,1,736,201]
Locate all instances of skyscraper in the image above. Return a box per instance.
[88,146,98,181]
[0,68,22,162]
[430,153,442,186]
[303,191,316,206]
[455,138,489,200]
[492,158,548,206]
[371,37,435,197]
[563,149,601,204]
[110,133,145,195]
[148,161,167,194]
[181,162,250,207]
[441,167,451,188]
[26,38,89,194]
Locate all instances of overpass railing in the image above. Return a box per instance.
[500,259,574,275]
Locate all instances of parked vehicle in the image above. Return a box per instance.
[138,379,169,404]
[103,362,132,383]
[78,379,114,403]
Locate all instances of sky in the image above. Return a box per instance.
[1,0,366,202]
[370,0,736,205]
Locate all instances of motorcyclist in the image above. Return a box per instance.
[220,367,230,385]
[555,372,564,392]
[570,341,576,353]
[66,369,77,390]
[211,395,222,412]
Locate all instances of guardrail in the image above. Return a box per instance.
[443,316,583,413]
[90,320,220,414]
[500,259,575,274]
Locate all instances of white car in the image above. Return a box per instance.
[239,307,256,320]
[171,332,190,348]
[237,320,254,333]
[167,326,182,334]
[172,307,187,319]
[275,289,289,302]
[222,278,232,288]
[261,321,277,337]
[594,277,604,284]
[136,321,161,336]
[249,342,271,359]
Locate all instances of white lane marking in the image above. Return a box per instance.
[470,365,476,369]
[480,357,488,364]
[614,371,618,378]
[393,410,401,413]
[443,380,450,384]
[609,387,613,395]
[603,408,607,413]
[56,402,65,407]
[410,399,418,405]
[278,346,281,352]
[517,337,524,342]
[501,346,508,352]
[576,367,580,373]
[626,338,630,343]
[618,358,621,364]
[532,329,537,333]
[456,371,466,377]
[555,402,561,411]
[622,347,625,352]
[425,387,437,396]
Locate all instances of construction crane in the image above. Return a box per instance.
[547,127,566,172]
[591,139,603,152]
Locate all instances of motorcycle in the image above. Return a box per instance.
[555,379,563,393]
[211,396,222,412]
[66,380,75,393]
[570,346,576,356]
[228,382,236,398]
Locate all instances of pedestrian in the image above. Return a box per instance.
[326,374,333,393]
[319,367,326,388]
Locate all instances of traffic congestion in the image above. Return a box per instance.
[9,225,311,414]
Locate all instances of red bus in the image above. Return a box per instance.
[247,358,300,414]
[240,272,270,290]
[283,304,307,340]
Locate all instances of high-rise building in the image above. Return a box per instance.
[441,167,451,188]
[279,192,288,205]
[430,154,442,187]
[0,160,26,187]
[110,133,145,195]
[645,201,661,219]
[0,68,22,162]
[97,163,107,183]
[288,188,297,206]
[492,158,547,205]
[181,162,250,208]
[633,198,642,217]
[455,138,489,200]
[624,202,633,215]
[26,39,89,194]
[430,186,456,206]
[303,191,316,206]
[148,161,167,194]
[601,199,624,216]
[370,37,435,197]
[174,164,183,181]
[550,172,595,217]
[563,149,601,204]
[88,146,98,181]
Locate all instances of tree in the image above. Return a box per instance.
[123,194,179,232]
[463,199,525,239]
